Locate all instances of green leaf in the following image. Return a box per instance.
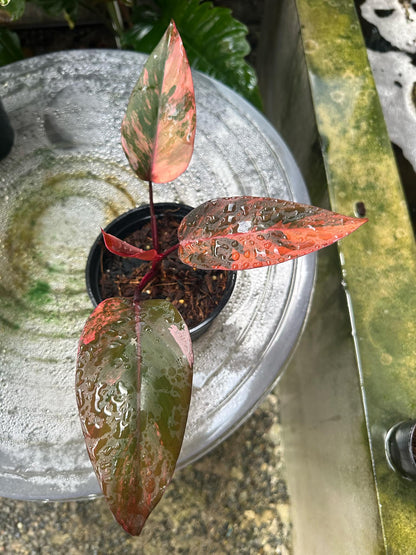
[0,0,25,22]
[121,0,263,110]
[0,28,23,66]
[178,196,367,270]
[121,20,196,183]
[76,298,193,536]
[29,0,78,21]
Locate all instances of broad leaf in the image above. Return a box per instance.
[121,0,262,110]
[0,28,23,66]
[102,229,158,261]
[178,196,367,270]
[0,0,25,22]
[121,20,196,184]
[76,298,193,536]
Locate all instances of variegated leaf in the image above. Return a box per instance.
[76,297,193,536]
[178,196,367,270]
[121,20,196,183]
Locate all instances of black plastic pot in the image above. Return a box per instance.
[0,99,14,161]
[86,202,236,339]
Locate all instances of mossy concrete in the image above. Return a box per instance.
[260,0,416,552]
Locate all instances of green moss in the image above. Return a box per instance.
[26,281,52,305]
[0,315,20,331]
[296,0,416,549]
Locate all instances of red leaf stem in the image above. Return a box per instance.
[136,244,180,294]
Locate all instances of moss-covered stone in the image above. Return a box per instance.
[297,0,416,550]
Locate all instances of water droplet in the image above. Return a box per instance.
[237,221,251,233]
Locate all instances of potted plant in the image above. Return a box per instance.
[75,21,367,536]
[85,201,237,339]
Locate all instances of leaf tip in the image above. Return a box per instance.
[345,215,369,234]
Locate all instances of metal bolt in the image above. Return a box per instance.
[385,420,416,480]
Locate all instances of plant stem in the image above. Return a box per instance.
[134,182,180,298]
[106,1,124,48]
[136,182,181,298]
[135,244,180,294]
[161,243,180,259]
[137,260,160,294]
[148,180,160,253]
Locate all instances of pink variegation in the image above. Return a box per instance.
[178,196,367,270]
[76,298,193,536]
[121,20,196,183]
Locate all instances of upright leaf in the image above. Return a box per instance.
[121,20,196,184]
[0,28,23,66]
[178,196,367,270]
[76,298,193,536]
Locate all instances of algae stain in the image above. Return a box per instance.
[0,315,20,331]
[27,281,53,305]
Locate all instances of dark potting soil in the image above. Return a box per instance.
[100,214,230,329]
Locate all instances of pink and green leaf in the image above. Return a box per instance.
[102,229,158,261]
[76,298,193,536]
[121,20,196,184]
[178,196,367,270]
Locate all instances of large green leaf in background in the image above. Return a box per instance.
[0,27,23,65]
[0,0,78,63]
[0,0,25,22]
[0,0,262,109]
[122,0,263,110]
[0,0,78,22]
[76,298,193,536]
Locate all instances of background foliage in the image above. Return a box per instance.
[0,0,262,109]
